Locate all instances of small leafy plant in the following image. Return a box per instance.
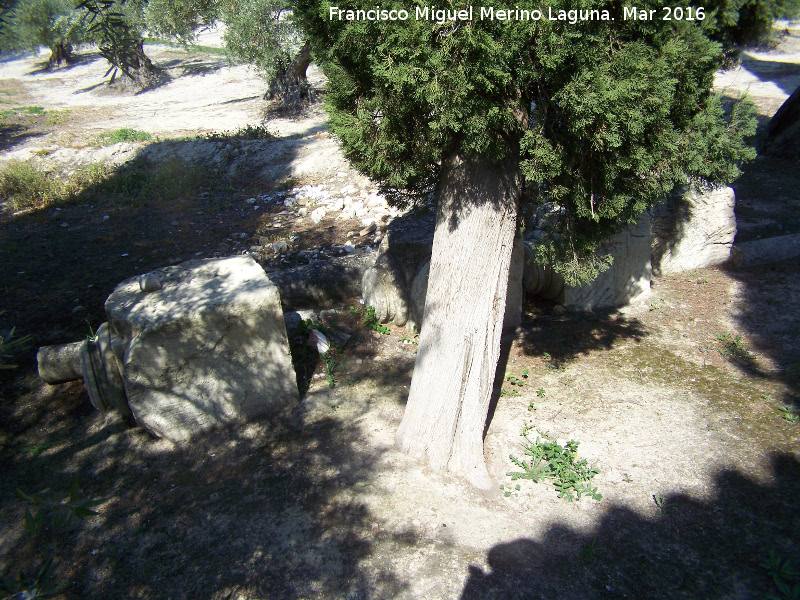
[96,128,152,146]
[649,298,668,315]
[653,493,671,513]
[507,426,602,501]
[1,478,103,599]
[718,333,752,361]
[536,387,546,398]
[321,348,339,388]
[0,313,32,369]
[506,368,528,387]
[16,477,104,534]
[779,406,799,423]
[363,305,390,335]
[760,551,800,600]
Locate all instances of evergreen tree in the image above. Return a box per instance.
[293,0,786,487]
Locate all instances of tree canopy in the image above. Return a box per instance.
[292,0,799,282]
[292,0,796,487]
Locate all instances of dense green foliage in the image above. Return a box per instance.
[144,0,219,42]
[0,0,91,63]
[221,0,300,80]
[294,0,790,282]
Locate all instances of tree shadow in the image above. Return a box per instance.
[514,305,647,367]
[24,51,102,74]
[0,127,331,357]
[723,258,800,413]
[740,53,800,97]
[461,453,800,599]
[0,122,45,152]
[0,380,412,599]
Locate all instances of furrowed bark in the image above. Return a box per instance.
[395,152,521,489]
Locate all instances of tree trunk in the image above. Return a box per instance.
[267,42,313,106]
[48,40,73,66]
[395,152,522,489]
[130,42,160,82]
[764,84,800,159]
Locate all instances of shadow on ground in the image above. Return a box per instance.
[462,453,800,599]
[0,130,314,364]
[740,54,800,96]
[0,379,412,599]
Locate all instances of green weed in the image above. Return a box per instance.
[0,161,112,210]
[536,387,546,398]
[2,478,102,599]
[0,161,60,209]
[717,333,752,361]
[363,305,390,335]
[0,105,45,118]
[779,406,799,423]
[322,347,340,388]
[507,426,602,502]
[205,124,274,141]
[97,128,152,146]
[653,493,671,513]
[506,369,528,387]
[0,312,32,369]
[45,110,69,126]
[650,298,668,315]
[580,538,603,561]
[24,442,54,458]
[760,551,800,600]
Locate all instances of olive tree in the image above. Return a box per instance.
[1,0,90,65]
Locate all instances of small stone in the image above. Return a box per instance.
[138,273,162,292]
[102,215,110,221]
[298,198,309,206]
[345,245,355,253]
[272,241,289,254]
[360,223,377,237]
[171,221,179,226]
[71,305,85,314]
[60,222,69,228]
[298,207,308,217]
[246,197,256,205]
[311,207,327,224]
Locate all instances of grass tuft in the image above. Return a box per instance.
[96,128,153,146]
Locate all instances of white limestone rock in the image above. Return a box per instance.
[105,256,299,441]
[651,186,736,275]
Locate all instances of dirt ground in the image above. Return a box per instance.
[1,26,800,600]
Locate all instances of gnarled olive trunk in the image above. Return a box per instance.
[395,152,521,489]
[48,39,73,66]
[267,42,313,106]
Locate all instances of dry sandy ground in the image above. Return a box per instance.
[1,24,799,600]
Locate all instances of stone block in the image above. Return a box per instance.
[651,186,736,275]
[563,211,652,310]
[105,256,299,441]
